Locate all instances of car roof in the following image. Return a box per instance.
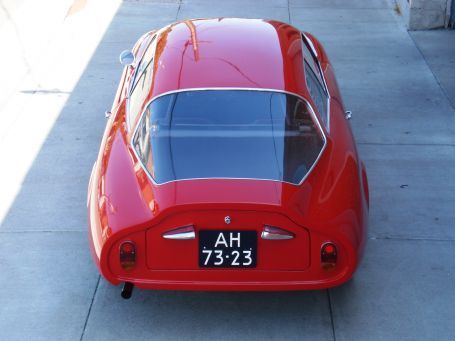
[149,18,311,99]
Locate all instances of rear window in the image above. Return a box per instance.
[132,90,326,185]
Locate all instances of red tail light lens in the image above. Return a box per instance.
[119,241,136,271]
[321,242,337,270]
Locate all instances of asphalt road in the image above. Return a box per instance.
[0,0,454,340]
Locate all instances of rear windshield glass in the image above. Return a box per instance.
[132,90,325,185]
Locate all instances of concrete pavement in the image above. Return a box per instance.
[0,0,454,340]
[411,30,455,107]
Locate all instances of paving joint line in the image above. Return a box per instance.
[357,142,455,147]
[408,32,455,112]
[302,19,398,23]
[79,275,101,341]
[287,0,291,23]
[0,229,84,233]
[175,0,181,20]
[327,289,337,341]
[369,236,455,242]
[290,6,392,10]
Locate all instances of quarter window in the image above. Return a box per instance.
[131,36,156,91]
[127,37,157,129]
[302,36,329,127]
[302,38,323,86]
[305,62,328,127]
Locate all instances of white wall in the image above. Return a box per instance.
[397,0,453,29]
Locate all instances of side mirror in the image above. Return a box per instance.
[119,50,135,66]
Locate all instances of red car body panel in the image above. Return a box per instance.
[88,18,369,291]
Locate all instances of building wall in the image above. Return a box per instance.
[451,0,455,26]
[397,0,453,30]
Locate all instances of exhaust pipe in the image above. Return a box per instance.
[121,282,134,299]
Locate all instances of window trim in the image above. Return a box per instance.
[304,60,328,127]
[301,33,331,132]
[129,35,157,95]
[126,35,157,132]
[130,87,328,187]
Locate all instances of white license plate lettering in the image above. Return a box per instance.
[231,250,240,266]
[242,250,252,266]
[202,249,212,265]
[214,250,224,265]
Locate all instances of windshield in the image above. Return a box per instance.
[132,90,325,185]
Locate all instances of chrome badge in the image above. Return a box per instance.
[224,216,231,225]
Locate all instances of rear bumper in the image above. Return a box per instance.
[116,267,355,291]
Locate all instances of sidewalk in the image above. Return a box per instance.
[0,0,454,340]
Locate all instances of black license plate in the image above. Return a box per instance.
[199,230,257,268]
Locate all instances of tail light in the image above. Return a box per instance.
[321,242,337,270]
[119,241,136,271]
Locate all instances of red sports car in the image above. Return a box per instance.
[87,18,369,299]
